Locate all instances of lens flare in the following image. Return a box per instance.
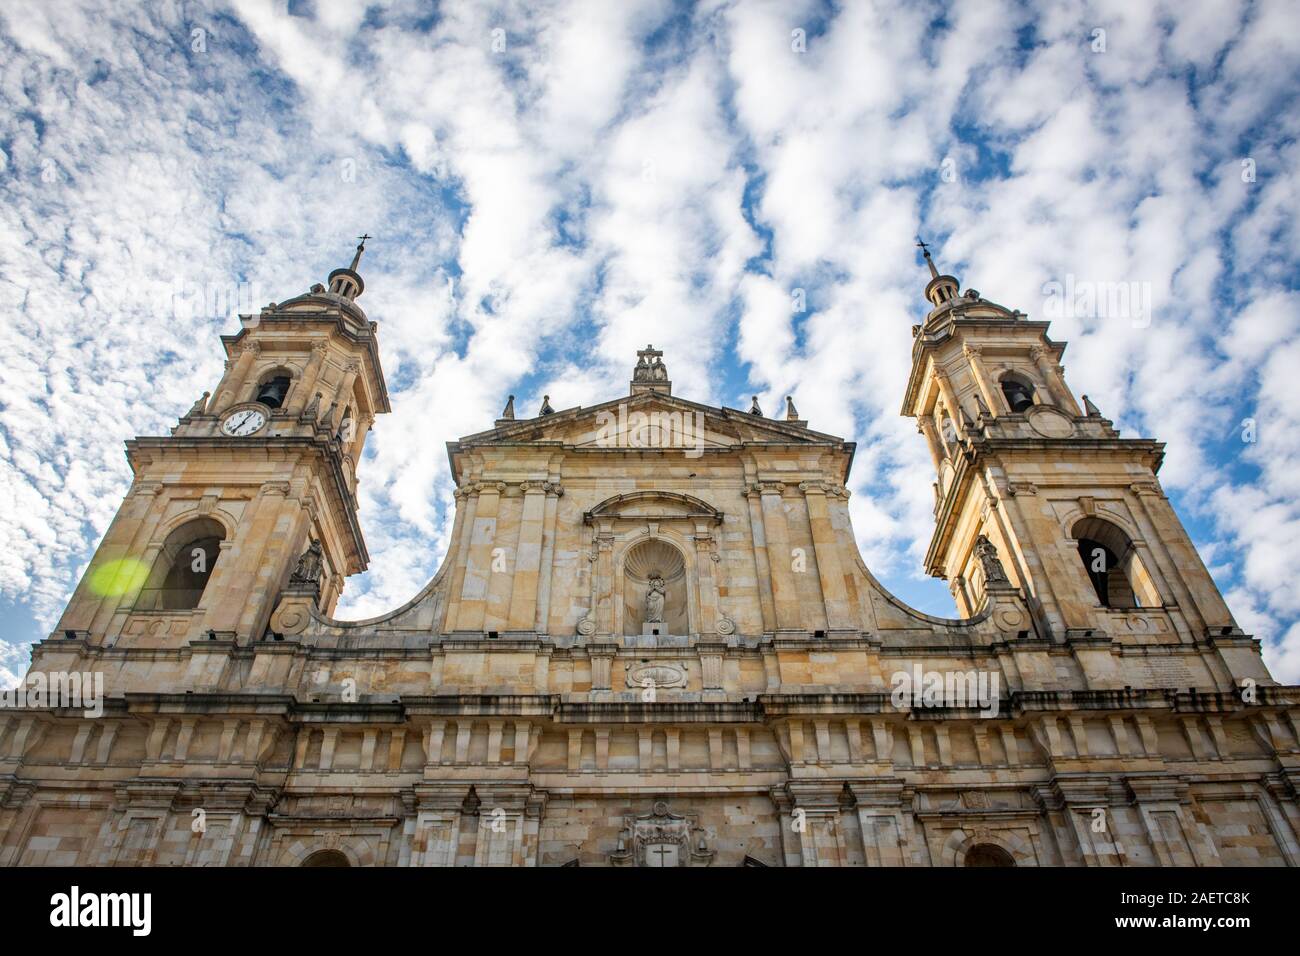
[88,558,150,597]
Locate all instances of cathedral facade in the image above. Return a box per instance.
[2,243,1298,867]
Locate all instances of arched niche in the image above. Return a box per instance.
[622,538,689,636]
[963,843,1016,867]
[301,848,351,867]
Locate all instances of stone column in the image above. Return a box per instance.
[963,344,1000,416]
[327,361,361,431]
[932,364,965,431]
[1051,778,1126,866]
[759,482,801,633]
[212,340,260,414]
[781,782,850,867]
[57,481,162,636]
[988,479,1071,635]
[591,519,616,638]
[692,521,720,636]
[288,340,328,415]
[200,481,307,642]
[1126,777,1218,867]
[471,786,545,867]
[441,486,479,632]
[452,482,502,633]
[533,482,561,634]
[483,484,517,632]
[1128,481,1233,633]
[506,481,547,633]
[744,486,777,633]
[847,780,908,866]
[917,417,944,471]
[410,784,472,867]
[802,481,853,634]
[1030,345,1082,415]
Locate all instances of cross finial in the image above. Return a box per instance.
[916,235,939,279]
[349,234,371,272]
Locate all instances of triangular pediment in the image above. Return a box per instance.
[453,391,845,451]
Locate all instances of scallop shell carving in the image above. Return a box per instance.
[622,538,686,583]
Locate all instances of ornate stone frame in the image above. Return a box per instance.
[608,801,715,867]
[579,491,727,641]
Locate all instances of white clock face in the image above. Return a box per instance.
[221,408,267,436]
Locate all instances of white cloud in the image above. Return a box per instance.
[0,0,1297,684]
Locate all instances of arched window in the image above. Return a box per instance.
[1001,375,1036,413]
[964,844,1015,867]
[301,849,350,867]
[135,517,225,611]
[255,372,292,409]
[1072,517,1160,609]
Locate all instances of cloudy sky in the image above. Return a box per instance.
[1,0,1298,685]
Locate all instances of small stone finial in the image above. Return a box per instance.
[749,395,763,416]
[1082,394,1102,417]
[502,395,516,420]
[538,394,555,416]
[186,391,210,417]
[323,401,337,427]
[303,391,322,420]
[974,391,991,419]
[974,534,1010,586]
[959,405,976,430]
[785,395,799,420]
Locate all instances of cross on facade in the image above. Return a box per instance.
[650,844,674,866]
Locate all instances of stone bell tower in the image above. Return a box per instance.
[900,240,1268,690]
[51,238,390,650]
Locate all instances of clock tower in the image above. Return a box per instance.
[52,239,390,648]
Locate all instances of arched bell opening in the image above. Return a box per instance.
[999,372,1037,413]
[1072,516,1161,610]
[135,516,226,611]
[253,367,294,410]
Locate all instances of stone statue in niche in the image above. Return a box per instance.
[290,540,324,590]
[645,575,666,623]
[974,534,1009,586]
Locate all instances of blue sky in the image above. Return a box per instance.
[1,0,1298,684]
